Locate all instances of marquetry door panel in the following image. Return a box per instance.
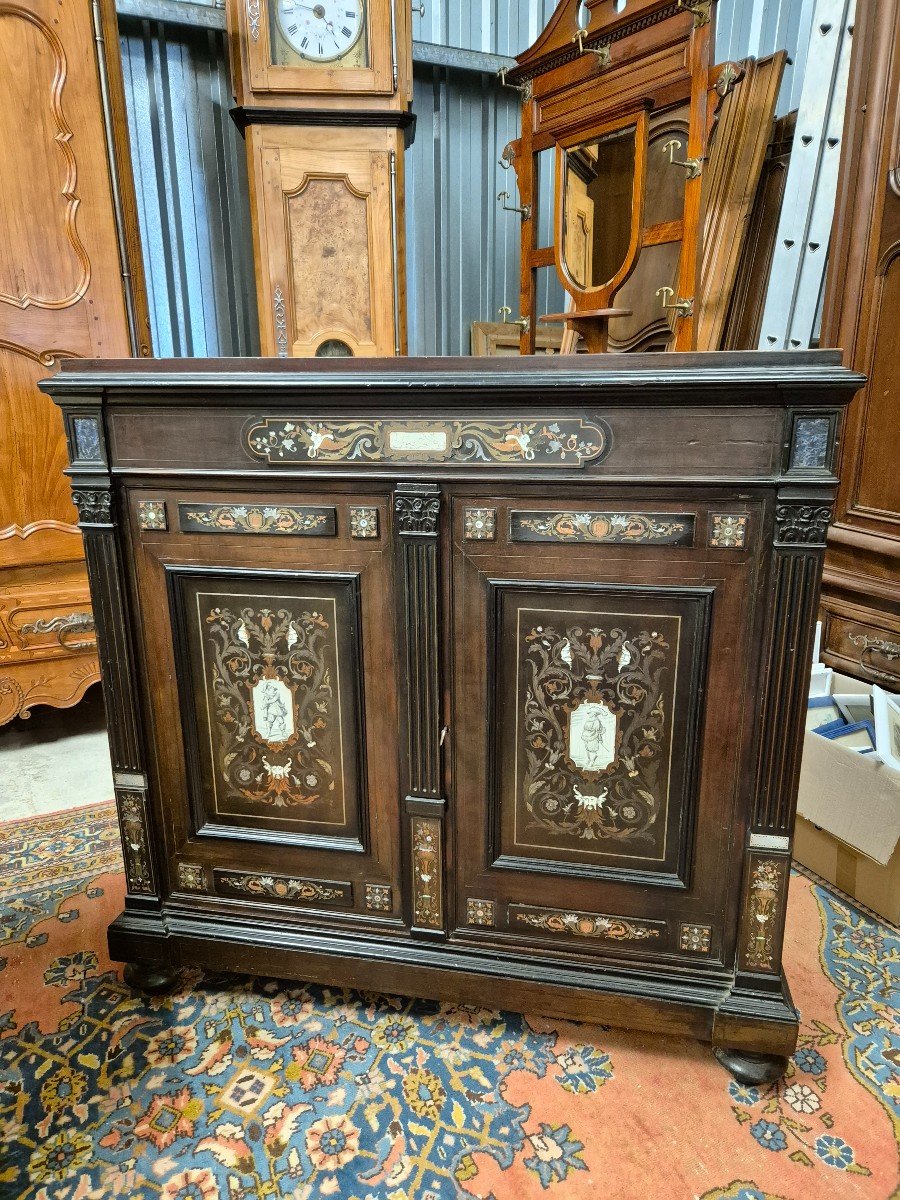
[127,487,402,922]
[450,491,765,965]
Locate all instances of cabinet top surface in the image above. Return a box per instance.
[44,351,863,407]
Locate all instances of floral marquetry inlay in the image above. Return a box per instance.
[511,511,694,545]
[118,792,154,896]
[514,612,678,855]
[466,899,496,927]
[177,862,205,892]
[185,584,359,836]
[365,883,392,912]
[137,501,167,531]
[178,504,334,536]
[742,857,787,972]
[464,508,496,540]
[350,508,379,539]
[412,817,443,930]
[216,871,351,905]
[245,418,610,468]
[511,905,662,942]
[709,514,748,548]
[680,923,711,953]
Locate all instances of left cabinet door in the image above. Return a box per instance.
[127,487,402,925]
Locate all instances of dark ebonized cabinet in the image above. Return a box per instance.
[43,352,863,1083]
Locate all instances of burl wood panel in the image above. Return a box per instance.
[0,0,147,722]
[289,176,374,346]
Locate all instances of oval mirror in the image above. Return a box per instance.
[563,123,637,291]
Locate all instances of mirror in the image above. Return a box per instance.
[563,123,637,291]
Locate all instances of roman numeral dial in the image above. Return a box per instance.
[275,0,365,62]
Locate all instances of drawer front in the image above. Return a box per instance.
[821,601,900,689]
[129,486,403,926]
[450,491,767,967]
[0,565,96,660]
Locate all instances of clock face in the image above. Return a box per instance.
[275,0,366,63]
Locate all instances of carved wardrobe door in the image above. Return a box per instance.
[0,0,147,723]
[450,490,767,969]
[127,486,403,925]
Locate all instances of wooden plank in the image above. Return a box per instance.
[697,52,786,351]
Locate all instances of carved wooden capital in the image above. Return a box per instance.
[773,502,832,547]
[72,488,112,526]
[394,484,441,536]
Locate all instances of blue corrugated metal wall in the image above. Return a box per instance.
[118,0,817,357]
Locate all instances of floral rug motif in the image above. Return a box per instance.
[0,802,898,1200]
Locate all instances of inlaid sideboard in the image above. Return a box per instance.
[43,352,863,1084]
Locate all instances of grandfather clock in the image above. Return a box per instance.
[226,0,414,357]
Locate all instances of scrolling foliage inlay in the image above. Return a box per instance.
[245,418,609,467]
[518,616,676,850]
[201,597,346,822]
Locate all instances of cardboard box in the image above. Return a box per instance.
[793,817,900,925]
[794,672,900,925]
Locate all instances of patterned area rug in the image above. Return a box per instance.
[0,803,897,1200]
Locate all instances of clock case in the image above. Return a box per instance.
[227,0,412,110]
[226,0,415,359]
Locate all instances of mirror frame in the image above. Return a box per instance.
[553,108,649,306]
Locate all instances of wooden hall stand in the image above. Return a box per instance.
[44,352,862,1084]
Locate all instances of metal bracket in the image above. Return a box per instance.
[498,67,532,103]
[411,2,424,14]
[498,190,531,221]
[662,139,704,178]
[656,287,694,318]
[499,142,516,171]
[571,29,611,68]
[715,61,742,97]
[677,0,711,27]
[499,307,530,333]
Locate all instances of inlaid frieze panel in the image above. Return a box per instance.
[172,570,365,844]
[214,869,352,906]
[510,904,664,943]
[493,584,710,878]
[510,511,694,546]
[245,417,610,467]
[178,503,336,536]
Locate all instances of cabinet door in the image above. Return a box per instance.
[128,486,401,924]
[450,492,765,967]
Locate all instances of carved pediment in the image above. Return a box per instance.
[512,0,685,80]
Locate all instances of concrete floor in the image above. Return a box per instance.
[0,686,113,821]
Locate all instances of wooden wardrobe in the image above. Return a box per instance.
[819,0,900,688]
[0,0,149,724]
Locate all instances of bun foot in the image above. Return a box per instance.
[714,1046,789,1085]
[123,961,180,995]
